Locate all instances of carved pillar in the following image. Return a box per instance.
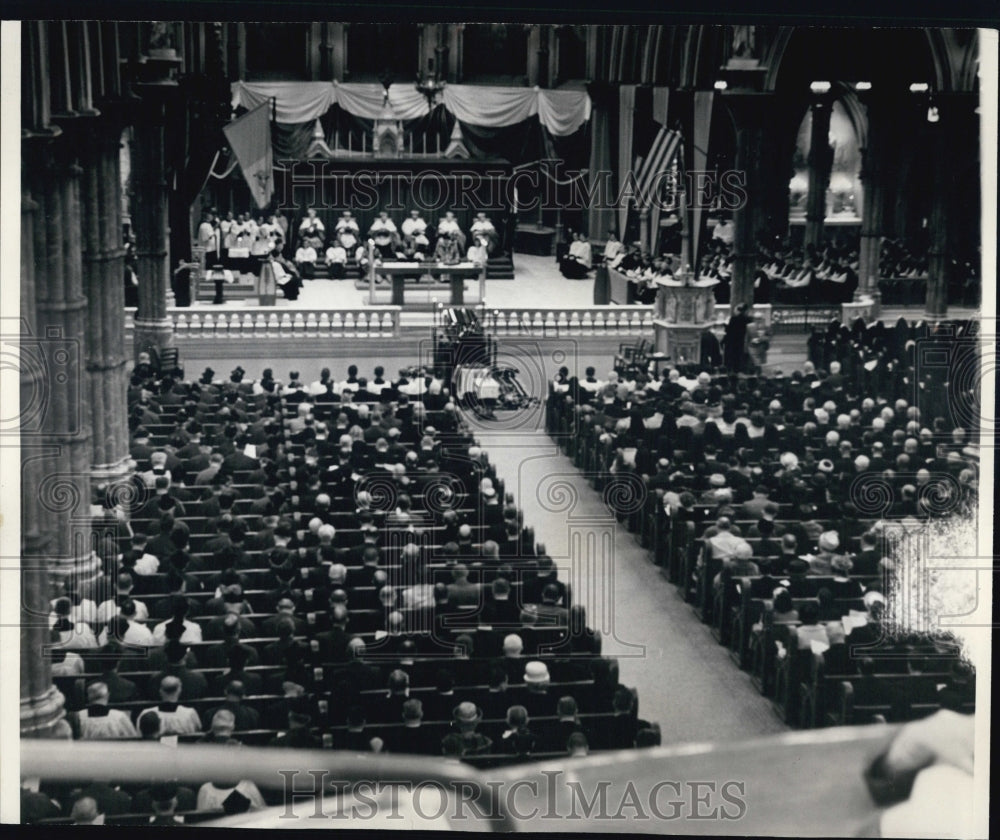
[722,89,773,310]
[32,139,101,591]
[131,95,175,360]
[803,94,834,250]
[20,144,68,738]
[81,118,132,482]
[857,93,886,310]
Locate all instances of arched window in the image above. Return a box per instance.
[788,99,862,223]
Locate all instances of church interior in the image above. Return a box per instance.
[11,21,989,834]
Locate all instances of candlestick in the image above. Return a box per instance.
[348,132,352,153]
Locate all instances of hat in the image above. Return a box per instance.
[480,478,496,497]
[523,661,550,684]
[709,473,726,488]
[453,701,482,723]
[818,531,840,552]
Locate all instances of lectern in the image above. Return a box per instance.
[653,276,720,364]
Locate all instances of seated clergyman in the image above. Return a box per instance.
[470,212,498,254]
[401,209,429,249]
[434,230,462,266]
[437,211,466,252]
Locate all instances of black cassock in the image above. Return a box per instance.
[700,329,722,369]
[723,312,752,372]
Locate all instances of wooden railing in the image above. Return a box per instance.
[481,306,655,337]
[124,307,402,338]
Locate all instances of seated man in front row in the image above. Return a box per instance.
[369,212,400,261]
[369,211,399,243]
[401,209,430,251]
[433,230,462,266]
[437,211,466,252]
[324,237,348,280]
[294,237,319,280]
[469,212,498,255]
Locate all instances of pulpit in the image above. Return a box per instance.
[653,277,720,364]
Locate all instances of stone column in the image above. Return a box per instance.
[31,140,101,592]
[81,118,133,483]
[857,93,887,310]
[131,95,175,361]
[924,106,950,322]
[803,94,834,251]
[722,90,773,310]
[20,145,69,738]
[585,82,616,246]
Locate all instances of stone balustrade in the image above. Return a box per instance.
[481,306,655,337]
[124,307,402,339]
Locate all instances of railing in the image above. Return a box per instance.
[124,307,402,338]
[481,306,655,337]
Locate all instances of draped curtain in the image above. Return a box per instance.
[230,81,591,221]
[231,81,591,138]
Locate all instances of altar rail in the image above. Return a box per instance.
[124,307,402,339]
[481,306,655,338]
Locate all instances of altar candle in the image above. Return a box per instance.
[436,133,440,154]
[423,134,427,155]
[409,134,413,155]
[348,132,352,153]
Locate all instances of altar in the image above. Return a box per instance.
[368,258,486,309]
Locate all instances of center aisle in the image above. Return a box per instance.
[475,425,788,745]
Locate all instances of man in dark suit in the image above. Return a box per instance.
[446,564,481,609]
[85,642,137,705]
[739,486,774,521]
[201,613,261,668]
[391,699,438,755]
[221,436,261,476]
[853,530,883,576]
[315,604,351,662]
[202,680,261,732]
[146,641,208,700]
